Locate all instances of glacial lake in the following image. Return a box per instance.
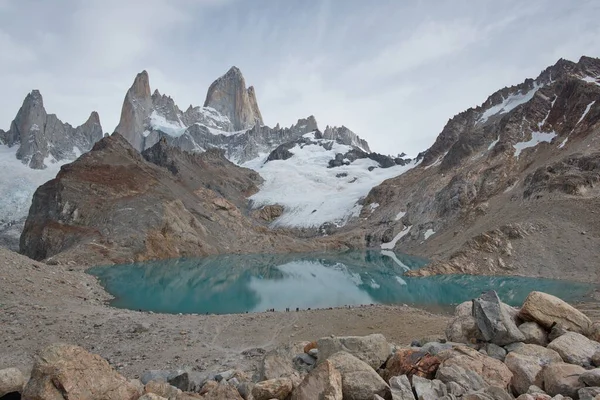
[89,251,595,315]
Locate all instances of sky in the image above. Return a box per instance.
[1,0,599,156]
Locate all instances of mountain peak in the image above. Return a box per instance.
[131,70,151,100]
[204,67,264,131]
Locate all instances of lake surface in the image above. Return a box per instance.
[89,251,595,315]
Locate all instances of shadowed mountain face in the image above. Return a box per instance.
[19,134,344,265]
[354,56,600,282]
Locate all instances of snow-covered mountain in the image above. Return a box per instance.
[0,91,104,249]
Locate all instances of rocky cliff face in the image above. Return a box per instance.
[114,68,373,164]
[203,66,264,131]
[19,134,341,264]
[354,56,600,281]
[3,90,103,169]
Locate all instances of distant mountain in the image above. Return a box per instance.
[114,67,372,163]
[355,55,600,282]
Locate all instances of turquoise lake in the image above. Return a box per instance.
[89,251,595,315]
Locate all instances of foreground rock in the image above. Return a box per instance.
[252,377,293,400]
[473,290,525,346]
[327,351,391,400]
[438,346,513,389]
[317,334,390,370]
[382,349,441,381]
[520,292,592,335]
[542,363,585,398]
[0,368,25,397]
[290,360,343,400]
[548,332,600,367]
[22,343,141,400]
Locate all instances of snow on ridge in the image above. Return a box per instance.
[149,111,186,137]
[513,131,557,158]
[244,137,417,229]
[576,101,596,125]
[488,136,500,151]
[581,76,600,87]
[423,229,435,240]
[479,83,541,124]
[381,225,412,250]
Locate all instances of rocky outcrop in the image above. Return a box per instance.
[3,90,103,169]
[115,70,154,151]
[19,134,335,264]
[204,66,264,131]
[323,125,371,153]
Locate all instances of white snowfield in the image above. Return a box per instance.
[513,131,557,158]
[0,145,69,227]
[479,83,541,124]
[244,132,416,228]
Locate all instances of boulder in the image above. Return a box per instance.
[462,387,513,400]
[327,351,391,400]
[139,394,168,400]
[317,334,390,370]
[290,360,342,400]
[438,346,512,389]
[504,352,546,395]
[455,301,474,317]
[547,332,600,367]
[141,370,177,385]
[236,381,254,400]
[202,384,244,400]
[579,369,600,386]
[548,325,568,342]
[578,387,600,400]
[421,342,456,355]
[446,315,484,344]
[412,375,447,400]
[252,378,293,400]
[389,375,415,400]
[504,343,563,364]
[519,322,549,347]
[542,363,585,398]
[436,364,488,394]
[168,371,209,392]
[483,344,507,361]
[144,380,182,399]
[0,368,25,397]
[22,343,141,400]
[593,351,600,368]
[519,292,591,335]
[473,290,525,346]
[259,341,309,386]
[381,349,441,381]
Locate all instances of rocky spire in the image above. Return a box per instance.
[4,90,103,169]
[203,66,264,131]
[115,70,153,151]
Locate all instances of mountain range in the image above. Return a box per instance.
[2,56,599,281]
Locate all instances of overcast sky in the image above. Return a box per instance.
[1,0,599,156]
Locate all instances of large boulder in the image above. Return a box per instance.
[518,322,549,347]
[519,292,591,335]
[436,364,488,395]
[504,352,546,395]
[411,375,447,399]
[143,380,182,399]
[504,343,563,364]
[259,341,309,387]
[317,334,390,370]
[473,290,526,346]
[389,375,415,400]
[579,368,600,386]
[438,346,513,389]
[542,363,585,398]
[381,349,441,381]
[445,315,484,344]
[462,387,513,400]
[547,332,600,367]
[578,387,600,400]
[22,343,141,400]
[202,384,244,400]
[252,378,293,400]
[327,351,391,400]
[290,360,342,400]
[0,368,25,397]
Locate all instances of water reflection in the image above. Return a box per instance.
[89,251,594,315]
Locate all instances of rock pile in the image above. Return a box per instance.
[3,291,600,399]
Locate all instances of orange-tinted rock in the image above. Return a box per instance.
[304,341,318,354]
[382,349,441,381]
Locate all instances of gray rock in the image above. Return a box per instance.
[259,341,309,386]
[308,348,319,358]
[236,381,255,400]
[445,315,484,344]
[455,301,474,317]
[327,351,390,400]
[317,334,390,370]
[473,290,525,346]
[579,387,600,400]
[519,322,549,346]
[421,342,455,355]
[579,369,600,386]
[168,371,209,392]
[0,368,25,396]
[504,352,547,395]
[463,386,513,400]
[504,343,562,364]
[436,364,487,393]
[548,325,568,342]
[295,353,316,366]
[389,375,415,400]
[412,375,447,400]
[593,351,600,367]
[141,370,177,385]
[542,363,585,398]
[290,360,342,400]
[548,332,600,367]
[526,385,545,394]
[215,369,235,382]
[484,344,507,361]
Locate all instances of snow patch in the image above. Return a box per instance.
[394,211,406,221]
[558,137,568,149]
[423,229,435,240]
[149,111,186,137]
[488,136,500,150]
[245,136,417,228]
[576,101,596,125]
[581,76,600,87]
[513,131,557,158]
[479,84,541,123]
[381,250,410,272]
[368,203,379,211]
[381,225,412,250]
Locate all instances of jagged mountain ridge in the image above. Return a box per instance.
[114,67,372,163]
[355,55,600,282]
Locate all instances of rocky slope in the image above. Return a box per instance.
[18,134,344,265]
[0,90,104,250]
[114,67,371,163]
[354,56,600,281]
